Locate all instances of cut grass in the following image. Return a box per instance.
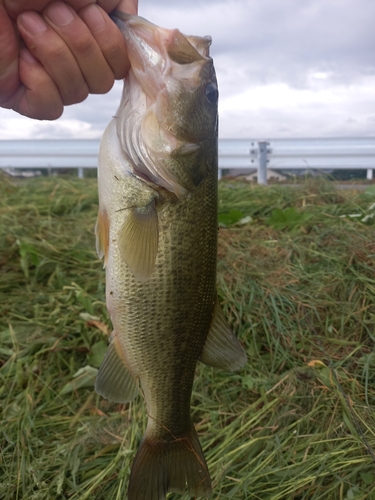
[1,175,375,499]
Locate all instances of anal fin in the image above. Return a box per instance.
[118,199,158,282]
[200,297,247,371]
[95,332,139,403]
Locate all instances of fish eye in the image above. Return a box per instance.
[204,82,218,104]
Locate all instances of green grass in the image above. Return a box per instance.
[1,175,375,499]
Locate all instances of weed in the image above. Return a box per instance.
[1,176,375,499]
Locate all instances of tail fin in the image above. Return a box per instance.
[128,423,212,500]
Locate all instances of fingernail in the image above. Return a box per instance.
[19,12,48,34]
[20,47,38,64]
[81,4,105,31]
[45,2,74,27]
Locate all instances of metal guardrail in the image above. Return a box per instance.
[1,137,374,183]
[218,137,375,184]
[0,139,99,179]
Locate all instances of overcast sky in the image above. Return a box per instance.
[1,0,374,140]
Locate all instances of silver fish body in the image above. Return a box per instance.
[95,13,247,500]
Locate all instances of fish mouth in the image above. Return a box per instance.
[111,12,212,57]
[112,12,212,198]
[111,12,211,100]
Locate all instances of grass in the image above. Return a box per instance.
[1,175,375,499]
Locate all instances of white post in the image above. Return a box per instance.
[367,168,373,180]
[78,167,84,179]
[258,141,268,185]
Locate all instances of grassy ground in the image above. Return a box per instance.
[1,175,375,500]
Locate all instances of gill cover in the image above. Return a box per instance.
[112,12,219,198]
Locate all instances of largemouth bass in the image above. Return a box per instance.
[95,12,247,500]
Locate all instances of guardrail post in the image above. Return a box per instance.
[367,168,373,180]
[258,141,268,185]
[78,167,84,179]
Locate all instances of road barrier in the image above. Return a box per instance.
[1,137,374,183]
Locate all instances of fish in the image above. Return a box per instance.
[94,12,247,500]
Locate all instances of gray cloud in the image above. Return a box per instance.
[0,0,374,139]
[63,84,122,124]
[142,0,375,87]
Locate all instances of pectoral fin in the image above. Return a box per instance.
[95,331,139,403]
[200,297,247,371]
[118,199,158,282]
[95,208,110,267]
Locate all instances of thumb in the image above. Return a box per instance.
[0,5,20,105]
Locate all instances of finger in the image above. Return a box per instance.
[42,2,114,94]
[0,4,19,104]
[4,47,63,120]
[5,0,95,19]
[97,0,138,16]
[17,9,89,105]
[79,4,129,80]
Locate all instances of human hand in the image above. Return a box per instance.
[0,0,138,120]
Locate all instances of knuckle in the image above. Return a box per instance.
[89,74,114,94]
[102,35,126,60]
[112,61,129,80]
[72,33,97,58]
[29,86,64,120]
[63,85,88,106]
[38,104,64,120]
[41,41,70,64]
[102,45,129,79]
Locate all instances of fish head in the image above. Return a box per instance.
[113,13,218,198]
